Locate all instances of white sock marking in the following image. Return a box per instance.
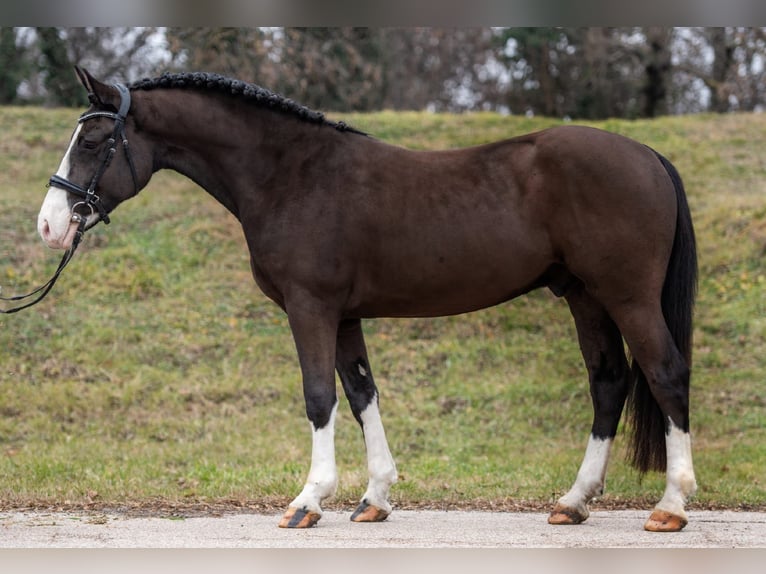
[655,419,697,518]
[557,435,612,512]
[289,402,339,514]
[359,395,397,512]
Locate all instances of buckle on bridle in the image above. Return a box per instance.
[47,174,111,226]
[70,201,96,221]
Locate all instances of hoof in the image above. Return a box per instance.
[548,503,588,525]
[644,510,688,532]
[350,500,390,523]
[278,506,321,529]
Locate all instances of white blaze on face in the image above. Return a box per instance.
[37,124,85,250]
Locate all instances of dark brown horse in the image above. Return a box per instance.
[38,68,698,532]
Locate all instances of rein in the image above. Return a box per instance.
[1,83,136,314]
[0,214,86,314]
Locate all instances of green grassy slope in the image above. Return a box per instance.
[1,106,764,511]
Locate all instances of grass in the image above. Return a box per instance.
[1,106,765,513]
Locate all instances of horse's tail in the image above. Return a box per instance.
[627,150,697,473]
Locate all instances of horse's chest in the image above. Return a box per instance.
[248,256,287,310]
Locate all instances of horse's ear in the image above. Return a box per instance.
[74,65,119,109]
[74,66,94,92]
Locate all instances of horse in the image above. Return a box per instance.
[37,67,698,532]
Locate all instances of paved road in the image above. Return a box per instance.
[1,509,764,548]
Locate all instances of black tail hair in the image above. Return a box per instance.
[626,151,697,473]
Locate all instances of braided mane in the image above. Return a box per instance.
[130,72,366,135]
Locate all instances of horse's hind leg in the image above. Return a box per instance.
[336,318,398,522]
[549,284,630,525]
[609,302,697,532]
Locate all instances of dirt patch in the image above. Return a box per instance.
[1,496,762,519]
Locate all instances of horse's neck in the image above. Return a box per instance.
[140,91,334,220]
[140,92,269,217]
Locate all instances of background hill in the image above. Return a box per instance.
[1,107,764,512]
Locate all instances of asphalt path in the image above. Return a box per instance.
[1,509,764,548]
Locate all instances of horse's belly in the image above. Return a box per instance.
[347,254,551,318]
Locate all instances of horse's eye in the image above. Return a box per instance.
[82,139,98,150]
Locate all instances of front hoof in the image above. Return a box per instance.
[644,510,688,532]
[278,506,321,529]
[548,503,589,525]
[351,500,390,523]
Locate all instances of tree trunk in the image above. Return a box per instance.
[642,27,673,118]
[708,27,735,113]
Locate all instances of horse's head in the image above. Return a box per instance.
[38,66,152,249]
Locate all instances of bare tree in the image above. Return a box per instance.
[19,26,766,115]
[727,27,766,111]
[707,27,737,112]
[164,28,497,113]
[276,28,385,111]
[26,27,164,105]
[641,27,674,117]
[500,28,565,116]
[571,27,649,119]
[499,28,649,119]
[673,27,766,113]
[63,27,163,83]
[378,28,496,112]
[165,28,276,87]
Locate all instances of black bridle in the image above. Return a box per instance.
[1,83,138,314]
[49,82,140,225]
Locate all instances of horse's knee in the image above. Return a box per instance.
[303,386,338,429]
[338,359,379,426]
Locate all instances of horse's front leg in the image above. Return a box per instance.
[336,318,397,523]
[279,300,340,529]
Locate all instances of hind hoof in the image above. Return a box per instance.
[278,506,321,529]
[351,500,390,523]
[548,503,588,525]
[644,510,688,532]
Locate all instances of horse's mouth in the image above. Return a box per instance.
[40,217,81,250]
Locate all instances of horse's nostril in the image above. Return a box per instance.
[41,220,51,240]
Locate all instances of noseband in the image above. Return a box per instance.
[48,82,140,226]
[1,83,137,314]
